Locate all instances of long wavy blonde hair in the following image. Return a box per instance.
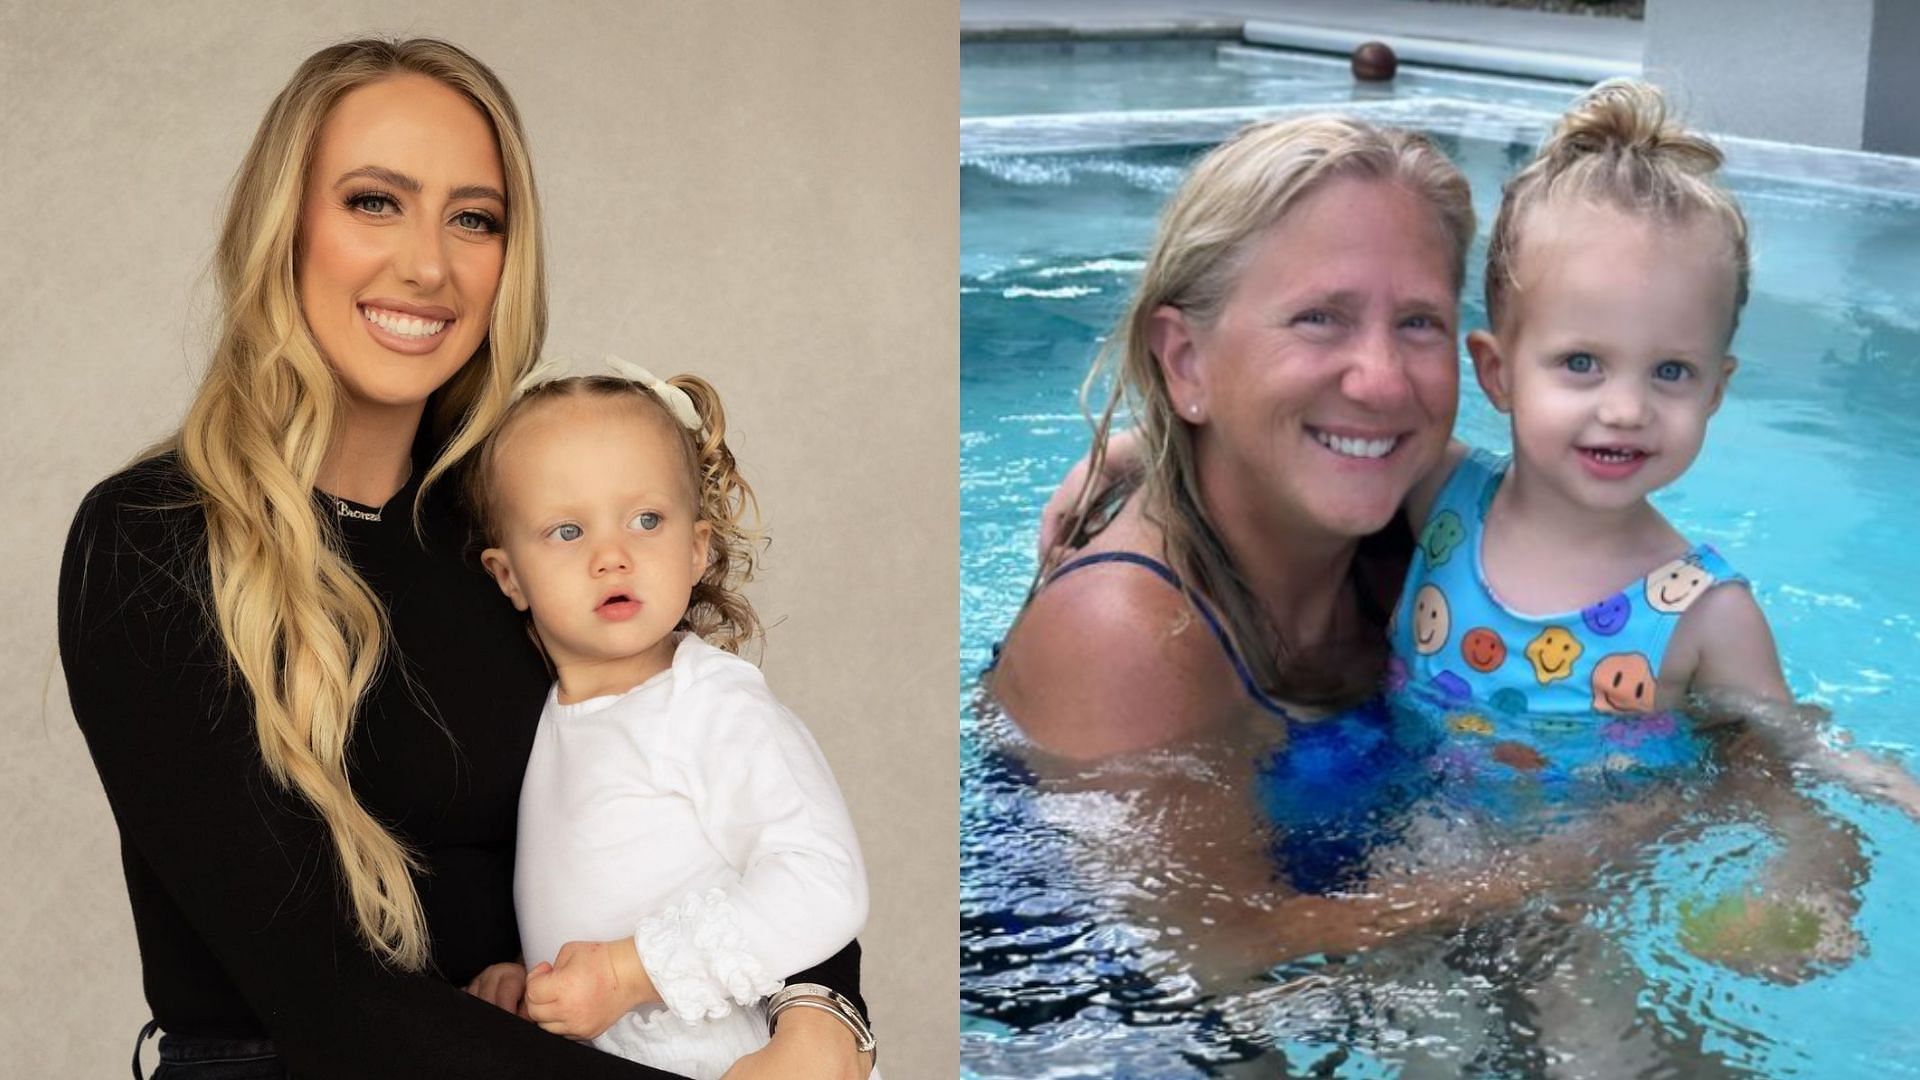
[1058,116,1475,707]
[154,38,547,970]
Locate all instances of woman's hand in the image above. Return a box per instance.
[1037,428,1144,563]
[523,938,657,1040]
[464,961,530,1018]
[721,1006,873,1080]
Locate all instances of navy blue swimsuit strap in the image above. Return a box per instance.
[1047,551,1181,588]
[1047,552,1293,720]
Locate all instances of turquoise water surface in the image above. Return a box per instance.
[961,41,1920,1079]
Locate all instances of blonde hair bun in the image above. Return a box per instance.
[1544,78,1723,177]
[1485,77,1750,332]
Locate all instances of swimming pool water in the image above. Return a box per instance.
[962,40,1920,1080]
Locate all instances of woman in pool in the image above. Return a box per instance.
[57,39,870,1080]
[993,115,1468,760]
[984,115,1669,957]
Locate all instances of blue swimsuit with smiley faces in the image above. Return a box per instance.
[1386,448,1744,811]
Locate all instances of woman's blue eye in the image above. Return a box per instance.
[453,209,501,234]
[347,192,397,215]
[1564,352,1597,374]
[1654,360,1693,382]
[1294,310,1333,327]
[630,511,662,531]
[553,523,582,542]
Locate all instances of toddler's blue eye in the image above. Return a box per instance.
[553,523,582,542]
[630,511,663,531]
[1654,360,1693,382]
[1564,352,1597,374]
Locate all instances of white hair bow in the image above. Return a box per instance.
[510,354,702,432]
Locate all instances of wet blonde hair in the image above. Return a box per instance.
[469,375,764,654]
[1058,116,1475,707]
[153,38,546,970]
[1485,78,1750,338]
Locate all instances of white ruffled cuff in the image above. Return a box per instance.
[633,887,783,1024]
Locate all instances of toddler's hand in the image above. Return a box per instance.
[524,938,656,1040]
[463,961,529,1018]
[1037,454,1093,565]
[1814,744,1920,824]
[1036,428,1143,564]
[1679,890,1860,983]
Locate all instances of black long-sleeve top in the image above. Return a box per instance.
[58,454,863,1078]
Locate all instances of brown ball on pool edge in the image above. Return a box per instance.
[1352,41,1397,81]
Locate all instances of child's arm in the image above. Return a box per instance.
[525,691,865,1037]
[1669,584,1920,820]
[1668,581,1790,703]
[1037,428,1144,561]
[524,940,657,1039]
[524,670,867,1041]
[1681,724,1869,982]
[1658,586,1887,979]
[634,675,867,1026]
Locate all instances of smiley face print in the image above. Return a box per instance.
[1490,741,1548,772]
[1420,510,1466,567]
[1431,670,1472,703]
[1523,626,1582,685]
[1581,593,1631,637]
[1591,652,1657,714]
[1489,687,1529,716]
[1646,556,1715,613]
[1461,627,1506,672]
[1413,584,1451,655]
[1449,713,1493,736]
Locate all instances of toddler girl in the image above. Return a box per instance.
[1391,81,1917,802]
[470,364,872,1078]
[1388,80,1916,974]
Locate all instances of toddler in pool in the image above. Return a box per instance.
[1388,80,1915,972]
[470,364,873,1078]
[1392,79,1780,779]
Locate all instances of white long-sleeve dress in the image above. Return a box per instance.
[515,633,870,1079]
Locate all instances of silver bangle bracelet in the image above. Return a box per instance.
[766,982,877,1060]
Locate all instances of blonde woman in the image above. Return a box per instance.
[57,39,868,1080]
[994,116,1473,765]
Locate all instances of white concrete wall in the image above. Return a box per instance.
[1645,0,1918,154]
[1864,0,1920,157]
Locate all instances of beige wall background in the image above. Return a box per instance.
[0,2,957,1076]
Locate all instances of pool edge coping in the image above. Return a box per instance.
[961,95,1920,201]
[961,17,1638,85]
